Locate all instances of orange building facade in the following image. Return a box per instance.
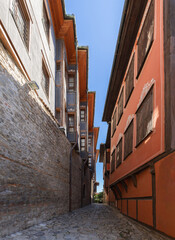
[100,0,175,238]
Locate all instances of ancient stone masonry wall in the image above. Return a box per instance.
[0,41,83,237]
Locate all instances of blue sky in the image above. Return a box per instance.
[65,0,125,192]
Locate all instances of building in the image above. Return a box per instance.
[0,0,98,237]
[100,0,175,238]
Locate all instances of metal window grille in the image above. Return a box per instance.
[41,63,50,98]
[136,88,153,145]
[42,1,49,41]
[12,0,29,48]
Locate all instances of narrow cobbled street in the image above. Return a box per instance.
[2,204,170,240]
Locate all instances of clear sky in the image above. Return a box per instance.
[65,0,125,192]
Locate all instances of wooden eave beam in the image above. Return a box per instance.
[131,174,137,188]
[121,180,128,192]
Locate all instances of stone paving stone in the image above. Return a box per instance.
[1,204,171,240]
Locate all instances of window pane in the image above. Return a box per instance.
[111,150,115,173]
[80,109,85,121]
[42,1,49,41]
[42,63,50,98]
[68,77,75,91]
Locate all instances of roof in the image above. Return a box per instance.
[78,47,89,101]
[48,0,77,64]
[102,0,148,122]
[88,92,95,132]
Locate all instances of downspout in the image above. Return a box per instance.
[69,141,77,212]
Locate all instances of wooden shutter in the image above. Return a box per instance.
[124,120,133,159]
[111,150,115,173]
[118,88,124,124]
[137,0,154,77]
[125,54,135,107]
[116,138,122,168]
[136,88,153,145]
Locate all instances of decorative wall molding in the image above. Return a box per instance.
[124,114,135,132]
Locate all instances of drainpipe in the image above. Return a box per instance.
[69,141,77,212]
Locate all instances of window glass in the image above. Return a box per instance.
[80,109,85,121]
[41,62,50,98]
[116,138,122,168]
[68,115,74,132]
[124,120,133,159]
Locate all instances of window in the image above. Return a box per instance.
[136,87,153,146]
[112,108,117,136]
[125,54,135,107]
[68,114,74,132]
[124,120,133,159]
[81,138,86,151]
[41,61,50,98]
[111,150,115,173]
[117,88,124,125]
[80,109,85,122]
[137,0,154,77]
[42,0,50,41]
[11,0,30,48]
[116,138,122,168]
[88,156,92,167]
[68,76,75,91]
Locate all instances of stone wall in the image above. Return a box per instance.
[0,41,85,237]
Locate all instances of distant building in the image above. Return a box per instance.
[100,0,175,238]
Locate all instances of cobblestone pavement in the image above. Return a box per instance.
[2,204,170,240]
